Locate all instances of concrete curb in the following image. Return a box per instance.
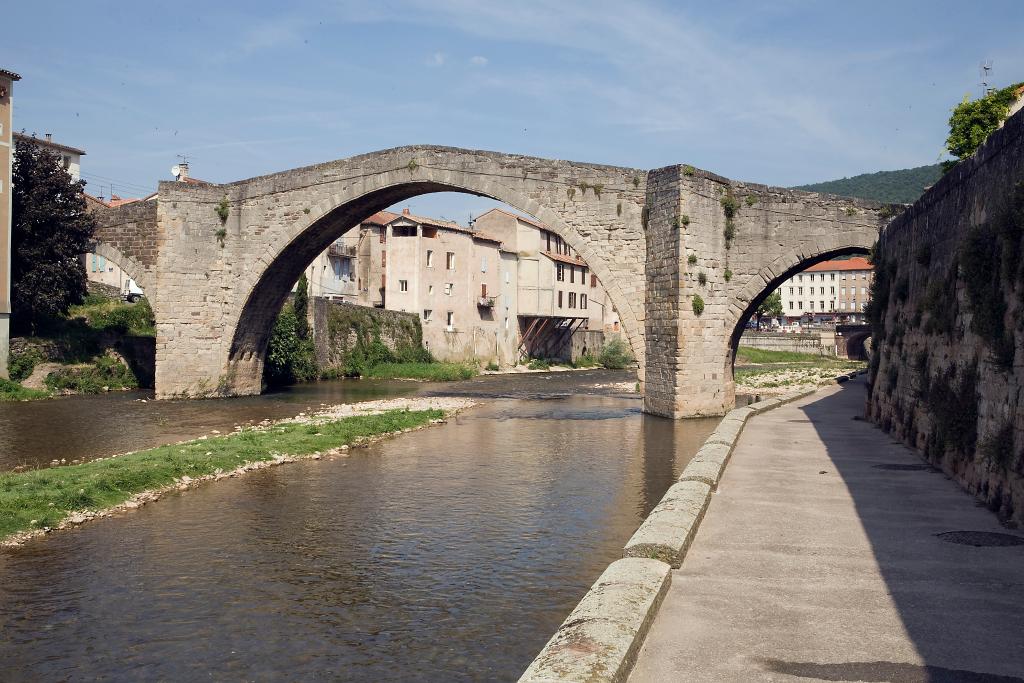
[622,480,713,567]
[518,558,672,683]
[516,387,818,682]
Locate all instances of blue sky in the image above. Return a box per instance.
[4,0,1023,224]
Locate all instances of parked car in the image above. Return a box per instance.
[122,279,144,303]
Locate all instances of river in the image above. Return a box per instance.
[0,370,719,681]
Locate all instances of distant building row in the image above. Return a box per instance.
[777,256,873,327]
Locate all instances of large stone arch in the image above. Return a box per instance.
[152,146,648,397]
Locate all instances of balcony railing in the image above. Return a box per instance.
[328,243,357,258]
[477,296,496,308]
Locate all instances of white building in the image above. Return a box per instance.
[13,132,83,180]
[779,256,873,327]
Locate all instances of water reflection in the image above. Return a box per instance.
[0,392,717,681]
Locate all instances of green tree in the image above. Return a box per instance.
[293,273,310,339]
[264,303,318,387]
[756,291,782,327]
[11,138,96,334]
[945,82,1024,167]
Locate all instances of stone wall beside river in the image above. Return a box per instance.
[867,107,1024,525]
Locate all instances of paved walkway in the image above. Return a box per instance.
[630,378,1024,682]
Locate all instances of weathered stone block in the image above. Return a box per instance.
[622,480,712,568]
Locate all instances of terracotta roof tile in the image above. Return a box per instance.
[805,257,872,272]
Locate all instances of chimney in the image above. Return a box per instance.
[45,133,52,142]
[402,207,410,216]
[178,161,189,180]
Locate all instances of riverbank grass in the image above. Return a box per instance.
[364,362,478,381]
[0,378,51,402]
[734,345,864,390]
[0,408,443,539]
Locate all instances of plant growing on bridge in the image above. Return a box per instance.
[721,188,739,249]
[724,268,733,282]
[406,159,419,172]
[10,137,97,334]
[697,271,708,286]
[745,194,758,207]
[633,175,641,188]
[215,228,227,247]
[682,164,696,176]
[215,197,230,224]
[591,183,603,198]
[692,294,705,316]
[616,202,622,217]
[675,214,690,229]
[687,253,698,265]
[567,187,576,200]
[945,82,1024,170]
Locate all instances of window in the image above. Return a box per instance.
[505,271,510,284]
[481,257,488,273]
[556,263,565,281]
[581,294,587,310]
[481,283,487,297]
[379,230,386,244]
[381,250,386,267]
[581,267,588,281]
[789,287,794,294]
[798,301,803,309]
[840,301,847,310]
[809,301,814,310]
[568,292,577,308]
[546,233,552,251]
[830,273,835,280]
[861,287,867,296]
[798,275,803,282]
[820,300,825,309]
[570,265,575,284]
[504,316,509,330]
[393,226,416,237]
[798,287,803,295]
[446,311,454,328]
[444,283,453,296]
[426,250,433,267]
[558,291,563,308]
[423,309,432,322]
[399,280,408,292]
[789,301,794,310]
[428,285,433,295]
[446,252,455,270]
[830,287,834,295]
[591,273,598,288]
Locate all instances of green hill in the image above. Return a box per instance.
[793,164,943,204]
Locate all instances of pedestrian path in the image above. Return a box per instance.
[629,378,1024,682]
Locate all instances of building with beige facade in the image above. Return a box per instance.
[779,256,873,327]
[13,131,84,181]
[304,205,620,365]
[0,68,19,379]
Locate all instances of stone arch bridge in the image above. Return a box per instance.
[93,145,885,417]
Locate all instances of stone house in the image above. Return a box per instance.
[472,208,620,358]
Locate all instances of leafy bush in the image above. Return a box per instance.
[687,253,698,265]
[598,338,635,369]
[692,294,705,316]
[527,358,550,370]
[946,82,1024,161]
[69,297,155,336]
[724,268,733,282]
[8,347,43,382]
[264,303,318,386]
[44,355,138,393]
[485,361,500,371]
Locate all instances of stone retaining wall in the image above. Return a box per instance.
[312,298,424,372]
[867,108,1024,525]
[739,331,825,354]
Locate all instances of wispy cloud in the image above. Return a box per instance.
[426,51,446,67]
[469,55,488,67]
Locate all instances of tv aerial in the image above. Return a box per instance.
[980,60,994,95]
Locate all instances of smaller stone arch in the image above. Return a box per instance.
[88,241,154,297]
[727,244,871,356]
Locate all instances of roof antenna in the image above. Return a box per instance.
[980,60,994,96]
